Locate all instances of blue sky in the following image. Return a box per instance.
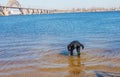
[1,0,120,9]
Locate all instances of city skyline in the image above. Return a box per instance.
[0,0,120,9]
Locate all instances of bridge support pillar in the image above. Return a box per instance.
[19,8,24,15]
[41,9,44,14]
[0,6,4,15]
[39,9,42,14]
[19,8,29,15]
[0,7,10,16]
[27,9,33,14]
[37,9,39,14]
[2,7,10,16]
[33,9,38,14]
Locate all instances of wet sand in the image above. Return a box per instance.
[0,48,120,77]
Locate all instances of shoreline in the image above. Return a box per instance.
[0,48,120,77]
[0,6,120,16]
[0,10,120,17]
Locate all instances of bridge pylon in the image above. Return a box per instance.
[7,0,21,8]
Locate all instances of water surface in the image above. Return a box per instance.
[0,12,120,77]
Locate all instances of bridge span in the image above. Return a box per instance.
[0,0,55,16]
[0,5,53,16]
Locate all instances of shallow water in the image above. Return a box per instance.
[0,12,120,77]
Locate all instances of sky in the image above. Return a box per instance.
[0,0,120,9]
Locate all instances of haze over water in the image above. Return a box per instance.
[0,12,120,77]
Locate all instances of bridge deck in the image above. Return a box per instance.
[0,6,43,10]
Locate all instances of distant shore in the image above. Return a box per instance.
[50,7,120,13]
[0,7,120,16]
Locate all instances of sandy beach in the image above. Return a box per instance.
[0,48,120,77]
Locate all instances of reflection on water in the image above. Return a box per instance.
[68,56,85,77]
[0,49,120,77]
[0,12,120,77]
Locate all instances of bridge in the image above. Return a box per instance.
[0,0,55,16]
